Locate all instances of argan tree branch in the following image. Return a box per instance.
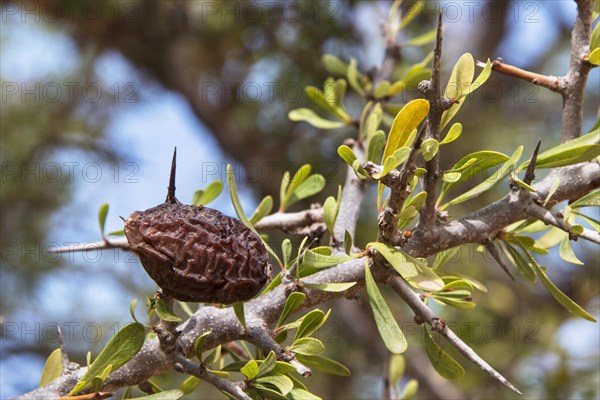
[526,202,600,244]
[480,59,563,93]
[386,275,521,395]
[419,14,447,229]
[22,158,599,399]
[562,0,596,142]
[173,355,251,400]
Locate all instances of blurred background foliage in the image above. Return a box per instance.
[1,0,599,398]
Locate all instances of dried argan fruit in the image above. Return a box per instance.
[124,149,271,304]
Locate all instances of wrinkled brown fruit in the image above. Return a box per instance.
[124,149,271,304]
[125,203,271,304]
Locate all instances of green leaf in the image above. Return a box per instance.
[347,58,365,96]
[589,48,600,65]
[278,292,306,327]
[304,282,357,292]
[423,327,465,379]
[70,323,145,395]
[180,375,201,395]
[440,123,462,145]
[290,337,325,355]
[590,19,600,52]
[98,203,109,236]
[383,99,430,162]
[249,195,273,225]
[522,129,600,170]
[322,54,348,76]
[438,150,509,204]
[362,104,383,141]
[543,177,561,207]
[312,82,351,121]
[288,108,346,129]
[39,348,63,387]
[192,180,223,206]
[374,80,391,99]
[387,80,406,97]
[155,298,182,322]
[532,259,596,322]
[288,388,323,400]
[296,309,329,339]
[344,229,352,255]
[365,260,407,354]
[368,242,444,292]
[281,239,292,269]
[444,53,475,102]
[129,298,138,323]
[431,295,476,310]
[388,354,405,387]
[299,249,352,273]
[398,379,419,400]
[574,211,600,231]
[441,57,491,130]
[323,196,338,236]
[241,359,259,380]
[503,241,536,282]
[338,145,358,167]
[233,302,246,330]
[256,374,294,396]
[287,174,325,208]
[420,138,439,161]
[443,146,523,209]
[559,236,584,265]
[131,390,185,400]
[257,351,278,378]
[405,27,438,47]
[295,354,351,376]
[227,164,255,232]
[194,331,212,362]
[432,247,460,270]
[400,0,424,28]
[367,130,386,163]
[402,65,432,87]
[570,189,600,209]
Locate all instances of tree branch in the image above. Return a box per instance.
[386,276,522,395]
[173,355,251,400]
[562,0,595,142]
[419,14,448,230]
[406,162,600,257]
[527,202,600,244]
[479,59,563,93]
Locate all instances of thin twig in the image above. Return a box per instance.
[484,240,516,281]
[173,355,251,400]
[480,59,563,93]
[245,325,312,377]
[386,275,522,395]
[527,202,600,244]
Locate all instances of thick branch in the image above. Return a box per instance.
[562,0,595,142]
[406,162,600,257]
[333,144,367,241]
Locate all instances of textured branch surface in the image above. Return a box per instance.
[562,0,595,142]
